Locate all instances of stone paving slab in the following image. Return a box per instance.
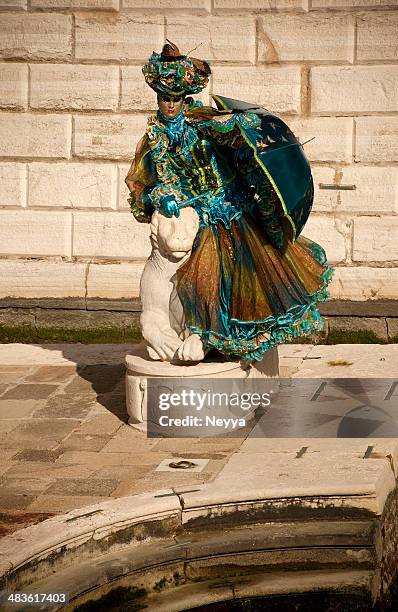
[0,342,397,537]
[293,343,398,378]
[0,345,247,536]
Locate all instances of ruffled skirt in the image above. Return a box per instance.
[176,213,335,361]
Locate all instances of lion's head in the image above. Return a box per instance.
[150,207,200,260]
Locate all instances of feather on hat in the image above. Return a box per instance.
[142,40,211,97]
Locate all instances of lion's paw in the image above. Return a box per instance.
[177,334,205,362]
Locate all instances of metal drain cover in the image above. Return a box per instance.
[155,458,210,473]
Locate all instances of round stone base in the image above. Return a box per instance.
[125,342,279,428]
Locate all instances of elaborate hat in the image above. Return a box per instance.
[142,40,211,97]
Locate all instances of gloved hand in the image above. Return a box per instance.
[160,195,180,218]
[267,229,285,250]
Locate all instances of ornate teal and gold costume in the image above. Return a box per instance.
[126,41,334,361]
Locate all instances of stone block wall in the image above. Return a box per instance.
[0,0,397,306]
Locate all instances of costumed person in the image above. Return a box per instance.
[125,41,335,362]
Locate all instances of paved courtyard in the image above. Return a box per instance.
[0,342,397,538]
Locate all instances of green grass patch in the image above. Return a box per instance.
[125,325,142,342]
[0,325,39,343]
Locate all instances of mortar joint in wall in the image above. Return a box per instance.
[353,12,358,65]
[254,15,259,66]
[117,65,122,113]
[71,11,76,63]
[84,261,90,308]
[301,65,311,118]
[27,62,31,111]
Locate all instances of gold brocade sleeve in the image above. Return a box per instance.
[125,134,156,223]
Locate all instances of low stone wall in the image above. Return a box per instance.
[0,298,397,344]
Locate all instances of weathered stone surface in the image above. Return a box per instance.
[0,399,40,419]
[311,167,339,213]
[387,318,398,341]
[0,297,81,309]
[0,113,71,159]
[330,266,398,301]
[87,262,144,299]
[327,316,388,342]
[25,366,76,384]
[4,417,76,441]
[167,16,256,63]
[57,449,156,466]
[0,13,72,61]
[355,117,398,163]
[353,217,398,262]
[0,211,72,257]
[0,297,88,310]
[26,495,108,513]
[31,0,119,8]
[214,0,305,7]
[287,117,353,163]
[4,463,94,487]
[75,13,164,62]
[0,343,139,367]
[28,162,118,210]
[336,166,398,214]
[0,494,35,510]
[311,65,398,114]
[0,369,25,384]
[1,478,55,495]
[0,308,35,327]
[312,0,398,6]
[32,393,97,420]
[30,64,119,111]
[0,63,28,110]
[213,66,301,114]
[118,162,132,210]
[57,434,113,452]
[35,308,126,329]
[0,163,26,207]
[288,117,353,163]
[45,477,117,496]
[73,114,147,161]
[72,211,151,259]
[357,11,398,61]
[0,1,27,8]
[320,300,398,317]
[2,384,58,401]
[86,298,141,311]
[0,261,86,299]
[124,0,210,8]
[13,449,64,462]
[302,216,347,264]
[257,12,354,63]
[76,414,122,436]
[120,66,158,112]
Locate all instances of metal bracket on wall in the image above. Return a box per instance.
[319,184,356,190]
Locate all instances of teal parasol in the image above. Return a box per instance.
[212,94,314,242]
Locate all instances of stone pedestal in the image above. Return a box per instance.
[125,342,279,429]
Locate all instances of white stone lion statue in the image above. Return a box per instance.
[140,207,206,362]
